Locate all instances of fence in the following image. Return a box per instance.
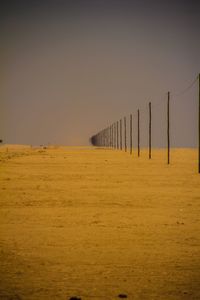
[90,74,200,173]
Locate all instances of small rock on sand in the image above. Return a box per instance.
[118,294,128,298]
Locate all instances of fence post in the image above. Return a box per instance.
[167,92,170,164]
[110,126,111,148]
[112,124,114,148]
[120,119,122,150]
[149,102,152,159]
[111,125,113,148]
[113,123,116,148]
[198,73,200,173]
[109,126,111,148]
[130,114,133,154]
[124,117,127,152]
[105,128,108,148]
[117,121,119,149]
[115,123,117,149]
[115,122,117,149]
[138,109,140,157]
[112,125,113,148]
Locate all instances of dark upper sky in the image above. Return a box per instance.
[1,0,200,146]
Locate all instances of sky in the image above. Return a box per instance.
[1,0,200,147]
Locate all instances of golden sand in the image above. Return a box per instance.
[0,145,200,299]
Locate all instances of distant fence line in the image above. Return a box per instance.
[90,74,200,173]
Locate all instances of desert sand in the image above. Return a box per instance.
[0,145,200,300]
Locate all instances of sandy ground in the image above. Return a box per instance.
[0,145,200,300]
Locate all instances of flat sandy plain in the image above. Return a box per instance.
[0,145,200,300]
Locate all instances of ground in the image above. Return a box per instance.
[0,145,200,300]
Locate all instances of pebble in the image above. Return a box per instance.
[118,294,128,298]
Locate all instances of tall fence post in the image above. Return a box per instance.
[149,102,152,159]
[113,124,115,149]
[112,124,114,148]
[115,122,117,149]
[117,121,119,149]
[106,128,108,147]
[120,119,122,150]
[110,126,111,148]
[124,117,127,152]
[167,92,170,164]
[137,109,140,157]
[114,123,116,149]
[111,124,113,148]
[198,73,200,173]
[130,114,133,155]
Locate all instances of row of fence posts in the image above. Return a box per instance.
[90,98,169,161]
[90,74,200,173]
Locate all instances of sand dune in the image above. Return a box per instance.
[0,146,200,299]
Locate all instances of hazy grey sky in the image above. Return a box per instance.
[1,0,200,146]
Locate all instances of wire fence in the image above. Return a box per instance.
[90,74,200,173]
